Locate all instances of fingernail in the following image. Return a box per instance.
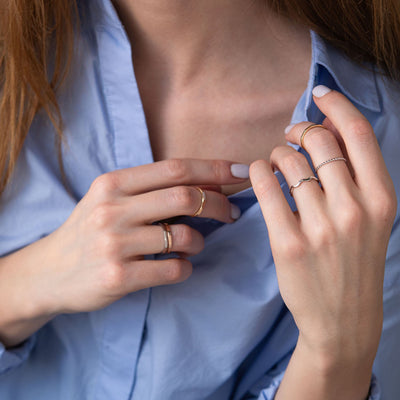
[312,85,332,98]
[231,203,241,220]
[284,124,295,135]
[231,163,249,179]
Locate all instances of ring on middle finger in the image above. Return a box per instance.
[192,187,207,217]
[289,176,320,196]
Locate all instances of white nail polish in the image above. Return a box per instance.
[312,85,332,98]
[231,164,249,179]
[284,124,295,135]
[231,204,241,220]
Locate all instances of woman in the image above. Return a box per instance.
[0,0,399,399]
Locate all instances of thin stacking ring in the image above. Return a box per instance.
[315,157,347,173]
[192,187,206,217]
[289,176,320,196]
[158,222,173,254]
[300,124,326,149]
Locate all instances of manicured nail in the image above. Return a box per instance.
[312,85,332,98]
[231,203,241,220]
[284,124,295,135]
[231,163,249,179]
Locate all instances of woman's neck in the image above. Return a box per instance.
[111,0,310,90]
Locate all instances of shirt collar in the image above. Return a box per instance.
[89,0,124,31]
[309,31,381,113]
[89,0,381,114]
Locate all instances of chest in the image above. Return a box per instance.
[143,90,299,194]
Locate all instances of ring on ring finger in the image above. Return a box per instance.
[159,222,173,254]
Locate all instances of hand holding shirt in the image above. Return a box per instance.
[0,0,399,399]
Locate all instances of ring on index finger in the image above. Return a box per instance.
[300,124,327,149]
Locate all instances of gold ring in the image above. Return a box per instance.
[300,124,326,149]
[158,222,172,254]
[192,187,206,217]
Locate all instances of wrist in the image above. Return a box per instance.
[0,235,61,347]
[297,328,379,372]
[290,335,374,400]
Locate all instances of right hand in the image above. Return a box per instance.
[34,159,247,315]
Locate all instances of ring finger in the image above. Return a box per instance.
[119,224,205,258]
[270,145,324,217]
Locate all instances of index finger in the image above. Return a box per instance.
[96,159,249,195]
[309,86,391,193]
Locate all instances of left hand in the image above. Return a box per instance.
[249,87,397,370]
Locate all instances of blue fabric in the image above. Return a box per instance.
[0,0,399,398]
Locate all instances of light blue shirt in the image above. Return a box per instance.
[0,0,399,399]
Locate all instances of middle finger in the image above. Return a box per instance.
[120,186,239,225]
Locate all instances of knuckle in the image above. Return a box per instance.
[90,173,119,196]
[164,159,190,182]
[280,152,305,172]
[269,146,287,164]
[101,261,125,292]
[336,200,364,233]
[99,233,121,259]
[254,177,276,199]
[211,160,227,182]
[306,129,338,152]
[311,218,337,248]
[162,259,192,283]
[280,234,307,259]
[249,159,268,175]
[347,118,373,142]
[369,190,398,222]
[175,225,195,248]
[170,186,196,211]
[90,204,116,229]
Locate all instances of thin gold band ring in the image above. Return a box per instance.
[158,222,173,254]
[192,187,206,217]
[300,124,327,149]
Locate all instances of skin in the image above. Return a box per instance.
[0,1,397,399]
[112,0,311,195]
[251,89,397,399]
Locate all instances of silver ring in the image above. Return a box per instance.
[315,157,347,173]
[289,176,320,196]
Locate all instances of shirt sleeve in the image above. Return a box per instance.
[0,122,77,374]
[241,352,291,400]
[0,334,37,375]
[243,353,382,400]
